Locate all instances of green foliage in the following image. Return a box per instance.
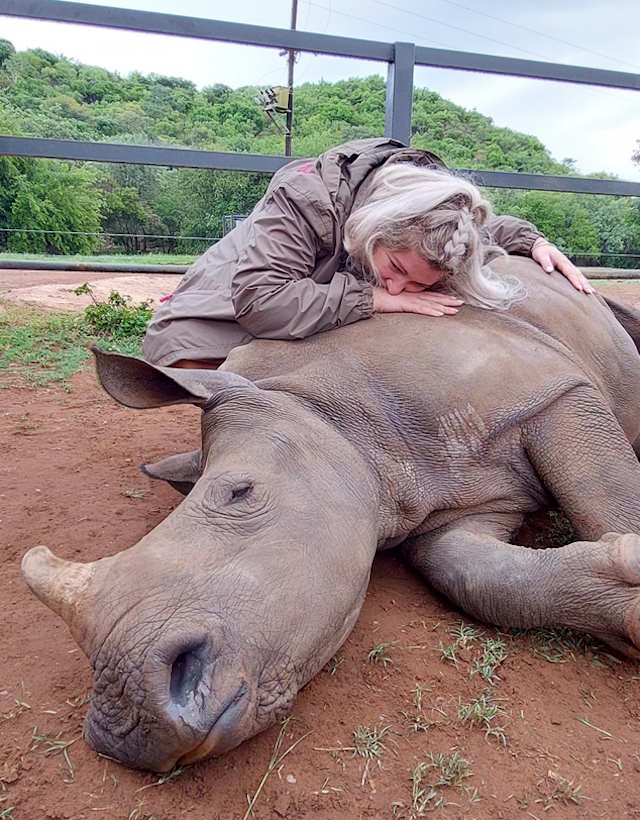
[0,39,15,70]
[75,284,152,339]
[4,160,102,254]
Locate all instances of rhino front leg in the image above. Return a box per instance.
[403,516,640,658]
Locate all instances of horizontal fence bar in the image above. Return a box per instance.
[413,45,640,90]
[0,259,189,274]
[0,136,286,173]
[2,136,639,196]
[2,0,639,90]
[461,169,640,197]
[0,0,393,61]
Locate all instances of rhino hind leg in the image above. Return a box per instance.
[522,384,640,540]
[403,517,640,659]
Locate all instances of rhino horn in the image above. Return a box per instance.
[92,346,256,409]
[22,546,97,651]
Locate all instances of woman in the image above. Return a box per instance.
[142,137,591,370]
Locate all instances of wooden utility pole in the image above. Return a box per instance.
[285,0,298,156]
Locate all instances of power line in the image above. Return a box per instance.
[431,0,640,73]
[305,0,558,63]
[1,229,637,258]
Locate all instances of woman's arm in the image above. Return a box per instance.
[231,187,374,339]
[488,215,593,294]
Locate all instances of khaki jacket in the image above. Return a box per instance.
[142,138,543,365]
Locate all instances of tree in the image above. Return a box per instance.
[7,161,103,254]
[0,38,15,69]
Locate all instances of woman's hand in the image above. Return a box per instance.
[531,239,594,294]
[373,287,463,316]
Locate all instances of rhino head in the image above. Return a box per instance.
[22,348,378,771]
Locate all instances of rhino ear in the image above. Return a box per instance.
[92,346,255,408]
[141,449,201,496]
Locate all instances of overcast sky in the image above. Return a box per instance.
[2,0,639,181]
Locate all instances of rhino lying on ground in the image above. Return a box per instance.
[22,257,640,772]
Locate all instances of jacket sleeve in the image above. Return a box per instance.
[487,215,546,256]
[231,186,374,340]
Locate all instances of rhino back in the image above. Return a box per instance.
[225,258,640,445]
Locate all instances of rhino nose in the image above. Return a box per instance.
[169,641,209,707]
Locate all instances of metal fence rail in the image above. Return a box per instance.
[0,0,639,197]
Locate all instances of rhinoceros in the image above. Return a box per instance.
[21,257,640,772]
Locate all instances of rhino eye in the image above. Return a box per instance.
[230,482,253,503]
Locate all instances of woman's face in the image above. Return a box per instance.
[373,246,444,295]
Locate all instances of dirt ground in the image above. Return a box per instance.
[3,271,640,819]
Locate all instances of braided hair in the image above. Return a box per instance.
[344,164,525,309]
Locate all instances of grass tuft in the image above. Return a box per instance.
[470,638,508,685]
[439,621,481,666]
[515,626,599,664]
[392,751,475,817]
[31,726,81,782]
[244,718,311,820]
[535,770,588,809]
[367,641,398,667]
[401,684,432,733]
[457,691,508,746]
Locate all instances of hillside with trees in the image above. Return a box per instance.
[0,39,638,266]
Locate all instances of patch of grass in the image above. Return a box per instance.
[134,766,184,793]
[312,776,344,795]
[351,724,391,761]
[316,723,393,787]
[438,621,481,666]
[515,626,598,664]
[328,652,344,677]
[16,412,40,431]
[401,684,432,733]
[535,770,588,808]
[0,302,93,388]
[31,726,81,782]
[575,714,613,738]
[0,288,151,388]
[457,691,508,746]
[470,638,508,686]
[425,751,473,788]
[65,691,91,710]
[0,251,197,265]
[123,488,146,499]
[1,682,31,722]
[244,718,311,820]
[0,797,15,819]
[392,751,476,817]
[367,640,398,667]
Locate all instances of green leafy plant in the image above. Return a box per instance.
[75,283,152,339]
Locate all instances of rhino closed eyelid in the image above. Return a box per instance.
[230,482,254,503]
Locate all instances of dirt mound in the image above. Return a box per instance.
[1,272,181,312]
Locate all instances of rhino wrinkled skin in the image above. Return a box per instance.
[22,257,640,771]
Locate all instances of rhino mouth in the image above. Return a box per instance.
[177,680,250,765]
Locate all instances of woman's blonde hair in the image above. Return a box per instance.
[343,163,524,309]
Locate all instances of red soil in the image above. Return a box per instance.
[2,276,640,818]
